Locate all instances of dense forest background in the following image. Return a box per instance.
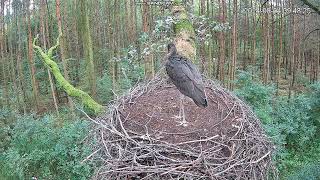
[0,0,319,179]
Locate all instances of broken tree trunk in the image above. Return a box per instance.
[33,34,103,115]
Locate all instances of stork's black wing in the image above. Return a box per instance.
[165,55,207,107]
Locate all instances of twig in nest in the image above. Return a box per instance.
[176,135,219,145]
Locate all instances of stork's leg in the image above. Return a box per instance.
[174,94,188,127]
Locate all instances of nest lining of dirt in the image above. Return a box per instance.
[90,71,276,180]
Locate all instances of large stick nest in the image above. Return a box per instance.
[90,71,276,180]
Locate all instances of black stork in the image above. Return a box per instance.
[165,43,208,126]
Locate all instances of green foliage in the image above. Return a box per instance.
[274,95,314,149]
[286,163,320,180]
[234,71,320,179]
[235,70,275,109]
[296,71,310,87]
[96,72,114,104]
[0,114,95,180]
[309,82,320,124]
[0,108,18,152]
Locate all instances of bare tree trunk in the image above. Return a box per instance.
[251,0,256,72]
[217,0,226,85]
[72,0,81,84]
[262,9,269,84]
[27,0,40,111]
[270,6,275,81]
[317,31,320,81]
[112,0,120,90]
[79,0,97,97]
[16,9,27,113]
[199,0,206,74]
[243,0,248,70]
[289,0,296,98]
[277,11,283,94]
[130,0,136,44]
[229,0,237,90]
[8,2,22,110]
[142,0,153,79]
[0,0,9,108]
[39,0,59,114]
[56,0,75,115]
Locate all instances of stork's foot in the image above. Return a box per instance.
[172,116,188,127]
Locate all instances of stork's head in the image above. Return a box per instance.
[167,43,177,55]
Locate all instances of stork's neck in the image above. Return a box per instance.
[168,47,177,56]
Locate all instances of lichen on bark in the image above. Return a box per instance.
[33,34,103,115]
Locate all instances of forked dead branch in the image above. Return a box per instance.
[89,70,277,179]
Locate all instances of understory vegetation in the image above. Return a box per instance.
[0,111,95,179]
[235,71,320,179]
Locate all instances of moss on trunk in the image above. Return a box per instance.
[33,34,103,115]
[172,2,196,62]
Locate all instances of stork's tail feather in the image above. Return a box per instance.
[191,87,208,108]
[193,97,208,108]
[203,98,208,107]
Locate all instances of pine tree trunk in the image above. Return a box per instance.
[79,0,97,97]
[40,0,59,114]
[16,11,27,113]
[289,0,296,98]
[56,0,75,115]
[217,0,226,85]
[277,12,283,94]
[0,0,9,108]
[27,0,40,111]
[199,0,206,74]
[317,31,320,81]
[142,0,153,79]
[270,7,275,81]
[251,0,256,71]
[229,0,237,90]
[8,14,22,110]
[262,9,269,84]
